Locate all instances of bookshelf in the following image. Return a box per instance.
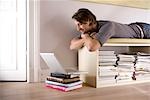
[78,38,150,88]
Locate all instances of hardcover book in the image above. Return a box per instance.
[50,73,80,79]
[46,76,80,84]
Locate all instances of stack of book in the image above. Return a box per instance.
[98,50,118,83]
[117,53,136,67]
[116,53,136,82]
[98,51,150,83]
[99,50,117,66]
[45,73,83,92]
[134,52,150,80]
[135,52,150,71]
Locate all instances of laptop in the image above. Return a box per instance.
[40,53,87,75]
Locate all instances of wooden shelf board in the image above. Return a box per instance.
[104,38,150,46]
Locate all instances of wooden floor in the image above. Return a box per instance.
[0,82,150,100]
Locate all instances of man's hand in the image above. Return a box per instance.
[90,32,97,38]
[81,33,90,39]
[81,32,100,52]
[81,32,97,39]
[70,32,100,51]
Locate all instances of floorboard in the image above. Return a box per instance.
[0,82,150,100]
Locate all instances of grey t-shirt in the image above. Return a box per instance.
[95,20,141,46]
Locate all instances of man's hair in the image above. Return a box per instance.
[72,8,96,24]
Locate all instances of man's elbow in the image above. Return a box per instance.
[87,45,99,52]
[86,43,100,52]
[69,43,80,50]
[70,39,78,50]
[87,47,97,52]
[70,45,75,50]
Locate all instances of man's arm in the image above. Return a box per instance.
[70,36,85,50]
[82,33,101,52]
[70,33,101,51]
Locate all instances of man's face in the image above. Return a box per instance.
[74,20,93,34]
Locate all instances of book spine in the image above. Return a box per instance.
[45,84,82,92]
[45,84,66,92]
[47,76,80,84]
[47,76,63,81]
[50,73,71,79]
[45,80,83,87]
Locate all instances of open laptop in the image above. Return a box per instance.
[40,53,87,75]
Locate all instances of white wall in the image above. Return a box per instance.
[40,1,150,71]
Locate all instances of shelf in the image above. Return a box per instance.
[104,38,150,46]
[78,41,150,88]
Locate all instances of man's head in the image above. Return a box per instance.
[72,8,97,34]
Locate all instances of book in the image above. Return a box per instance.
[117,65,135,72]
[99,58,117,62]
[45,80,83,87]
[136,59,150,62]
[99,66,118,76]
[117,61,134,66]
[50,72,79,79]
[137,52,150,56]
[99,50,115,56]
[118,57,135,62]
[99,62,116,66]
[45,84,82,92]
[99,55,117,59]
[46,76,80,84]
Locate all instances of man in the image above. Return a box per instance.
[70,8,150,52]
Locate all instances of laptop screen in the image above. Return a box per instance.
[40,53,66,74]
